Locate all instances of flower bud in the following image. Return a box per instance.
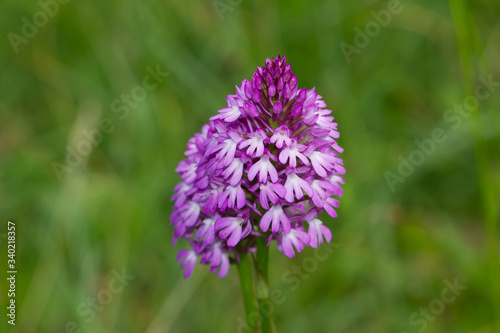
[296,88,306,103]
[273,101,283,114]
[268,84,276,97]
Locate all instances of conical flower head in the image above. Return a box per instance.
[171,55,345,278]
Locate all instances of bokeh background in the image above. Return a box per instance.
[1,0,499,332]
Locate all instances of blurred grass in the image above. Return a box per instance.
[1,0,499,332]
[449,0,500,331]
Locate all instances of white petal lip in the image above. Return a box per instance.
[259,205,290,234]
[281,229,311,258]
[284,172,314,202]
[248,156,278,183]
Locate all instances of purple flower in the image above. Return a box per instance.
[279,140,309,168]
[177,250,198,279]
[310,179,336,207]
[323,197,340,218]
[307,149,338,177]
[209,247,230,278]
[278,228,311,258]
[260,204,291,233]
[171,55,344,278]
[284,170,314,202]
[303,210,332,248]
[218,184,246,210]
[248,153,279,183]
[239,129,268,157]
[195,216,217,246]
[270,125,292,149]
[253,181,286,209]
[215,216,251,247]
[222,157,245,186]
[173,201,200,227]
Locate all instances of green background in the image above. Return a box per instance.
[1,0,499,332]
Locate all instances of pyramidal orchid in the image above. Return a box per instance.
[171,55,344,330]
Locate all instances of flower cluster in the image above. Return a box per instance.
[171,56,344,278]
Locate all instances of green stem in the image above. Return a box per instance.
[256,236,269,282]
[255,237,274,333]
[237,253,258,332]
[238,238,275,333]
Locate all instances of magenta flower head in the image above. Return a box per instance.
[171,55,345,279]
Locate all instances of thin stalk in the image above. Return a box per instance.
[254,237,274,333]
[237,253,259,332]
[256,236,269,281]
